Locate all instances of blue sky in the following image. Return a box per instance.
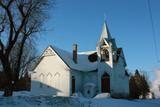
[37,0,160,80]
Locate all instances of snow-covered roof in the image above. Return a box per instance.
[51,45,98,72]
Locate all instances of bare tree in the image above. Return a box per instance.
[10,41,37,78]
[0,0,54,96]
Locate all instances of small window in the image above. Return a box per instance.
[101,48,109,62]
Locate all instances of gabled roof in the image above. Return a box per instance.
[115,48,127,67]
[50,45,98,72]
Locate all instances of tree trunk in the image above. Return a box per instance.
[3,80,13,97]
[1,55,13,97]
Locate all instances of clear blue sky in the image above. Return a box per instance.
[37,0,160,80]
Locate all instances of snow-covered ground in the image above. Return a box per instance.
[0,91,160,107]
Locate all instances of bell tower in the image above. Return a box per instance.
[96,20,114,68]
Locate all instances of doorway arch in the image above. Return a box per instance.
[101,73,110,93]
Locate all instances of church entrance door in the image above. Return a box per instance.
[101,73,110,93]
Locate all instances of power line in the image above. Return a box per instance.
[147,0,160,62]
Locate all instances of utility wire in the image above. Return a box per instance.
[147,0,160,62]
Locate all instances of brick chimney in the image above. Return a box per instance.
[73,44,78,64]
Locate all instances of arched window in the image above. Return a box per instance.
[47,73,52,88]
[54,72,60,89]
[101,48,109,62]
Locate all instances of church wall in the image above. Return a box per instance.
[83,72,98,87]
[70,70,98,97]
[82,71,98,97]
[31,52,70,96]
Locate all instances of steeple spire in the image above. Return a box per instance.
[99,20,111,42]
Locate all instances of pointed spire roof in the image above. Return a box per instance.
[99,20,112,42]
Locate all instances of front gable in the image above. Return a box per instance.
[42,46,56,57]
[33,45,70,73]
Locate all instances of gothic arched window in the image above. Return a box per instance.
[47,73,52,88]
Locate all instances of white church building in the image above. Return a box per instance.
[31,21,129,98]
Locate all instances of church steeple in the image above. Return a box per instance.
[99,20,112,42]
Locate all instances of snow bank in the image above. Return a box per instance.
[0,91,160,107]
[94,93,110,99]
[90,98,160,107]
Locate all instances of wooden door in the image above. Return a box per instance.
[101,73,110,93]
